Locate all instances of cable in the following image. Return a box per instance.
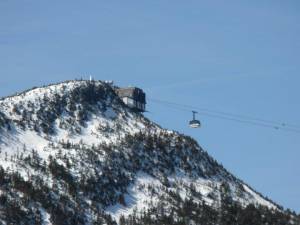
[149,98,300,129]
[197,112,300,134]
[148,98,300,134]
[150,98,300,129]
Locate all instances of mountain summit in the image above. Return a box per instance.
[0,80,298,225]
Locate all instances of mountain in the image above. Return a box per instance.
[0,80,298,225]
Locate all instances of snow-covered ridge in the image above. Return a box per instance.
[0,79,146,167]
[0,80,283,224]
[1,80,94,102]
[0,80,109,114]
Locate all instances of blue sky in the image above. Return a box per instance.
[0,0,299,212]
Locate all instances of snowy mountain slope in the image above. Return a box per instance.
[0,80,297,225]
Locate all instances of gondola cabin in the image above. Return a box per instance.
[115,87,146,112]
[189,111,201,128]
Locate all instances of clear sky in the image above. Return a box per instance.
[0,0,299,212]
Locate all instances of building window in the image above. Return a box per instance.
[127,98,134,106]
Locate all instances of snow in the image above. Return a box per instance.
[104,107,117,119]
[106,170,277,223]
[106,172,161,222]
[0,80,280,224]
[39,208,52,225]
[0,129,49,173]
[243,184,277,209]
